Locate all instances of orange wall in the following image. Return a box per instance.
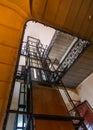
[0,0,31,129]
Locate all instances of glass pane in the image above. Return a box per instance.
[33,63,38,67]
[33,68,37,79]
[19,108,24,111]
[19,56,25,66]
[20,84,24,92]
[32,59,37,63]
[5,113,29,130]
[17,114,23,127]
[19,93,24,105]
[6,113,16,130]
[10,82,20,110]
[41,70,46,81]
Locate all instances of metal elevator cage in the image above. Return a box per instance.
[3,36,87,130]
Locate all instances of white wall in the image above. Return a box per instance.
[24,21,55,47]
[77,72,93,108]
[59,89,79,110]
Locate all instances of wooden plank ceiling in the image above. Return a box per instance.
[31,0,93,43]
[0,0,31,128]
[0,0,93,128]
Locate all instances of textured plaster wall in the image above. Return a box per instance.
[59,88,79,110]
[77,73,93,108]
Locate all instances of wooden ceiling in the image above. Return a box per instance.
[31,0,93,43]
[0,0,30,128]
[0,0,93,128]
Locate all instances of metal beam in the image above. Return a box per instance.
[55,39,90,83]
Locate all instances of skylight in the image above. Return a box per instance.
[23,21,56,48]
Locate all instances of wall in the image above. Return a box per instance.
[77,72,93,108]
[59,88,80,110]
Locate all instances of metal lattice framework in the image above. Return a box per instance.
[58,39,90,72]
